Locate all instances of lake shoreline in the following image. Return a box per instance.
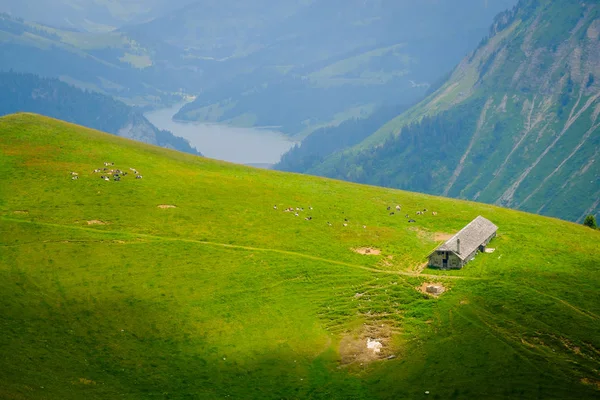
[145,104,297,165]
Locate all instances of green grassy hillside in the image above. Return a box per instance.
[1,113,599,399]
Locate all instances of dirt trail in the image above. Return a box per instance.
[2,216,476,280]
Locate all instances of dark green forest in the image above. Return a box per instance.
[275,104,409,172]
[0,71,200,155]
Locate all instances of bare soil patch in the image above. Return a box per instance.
[418,282,446,297]
[434,232,454,241]
[87,220,107,225]
[158,204,177,209]
[339,324,394,365]
[353,247,381,255]
[581,378,600,391]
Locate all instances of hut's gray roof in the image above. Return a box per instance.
[433,216,497,260]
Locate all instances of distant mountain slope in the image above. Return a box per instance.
[311,0,600,223]
[0,13,200,107]
[169,0,517,135]
[0,113,599,399]
[0,72,200,155]
[0,0,193,32]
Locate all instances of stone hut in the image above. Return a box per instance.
[428,216,497,269]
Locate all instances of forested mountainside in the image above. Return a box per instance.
[0,72,200,155]
[0,0,192,32]
[309,0,600,223]
[0,13,185,107]
[275,104,409,172]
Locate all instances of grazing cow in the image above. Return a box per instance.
[363,225,366,229]
[114,176,120,181]
[343,223,348,227]
[327,222,332,226]
[309,207,313,210]
[70,172,78,176]
[71,176,78,180]
[295,213,299,217]
[396,205,401,211]
[389,212,395,215]
[432,211,438,216]
[423,208,427,212]
[344,218,348,222]
[273,205,277,210]
[136,175,143,179]
[104,177,110,181]
[416,211,422,215]
[387,206,391,211]
[405,214,409,218]
[408,219,416,223]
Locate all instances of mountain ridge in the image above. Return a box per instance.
[0,71,200,155]
[304,0,599,222]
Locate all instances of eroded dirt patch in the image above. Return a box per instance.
[581,378,600,391]
[418,282,446,296]
[434,232,454,241]
[87,220,107,225]
[353,247,381,255]
[339,324,394,365]
[158,204,177,209]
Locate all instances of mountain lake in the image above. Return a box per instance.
[145,103,297,167]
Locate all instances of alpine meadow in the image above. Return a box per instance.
[0,114,599,399]
[1,0,600,399]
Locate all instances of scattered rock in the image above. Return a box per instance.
[339,324,394,365]
[418,282,446,296]
[366,339,382,353]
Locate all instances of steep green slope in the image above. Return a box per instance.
[312,0,600,223]
[0,72,200,155]
[1,114,599,399]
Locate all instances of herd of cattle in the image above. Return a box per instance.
[70,162,143,182]
[273,203,438,226]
